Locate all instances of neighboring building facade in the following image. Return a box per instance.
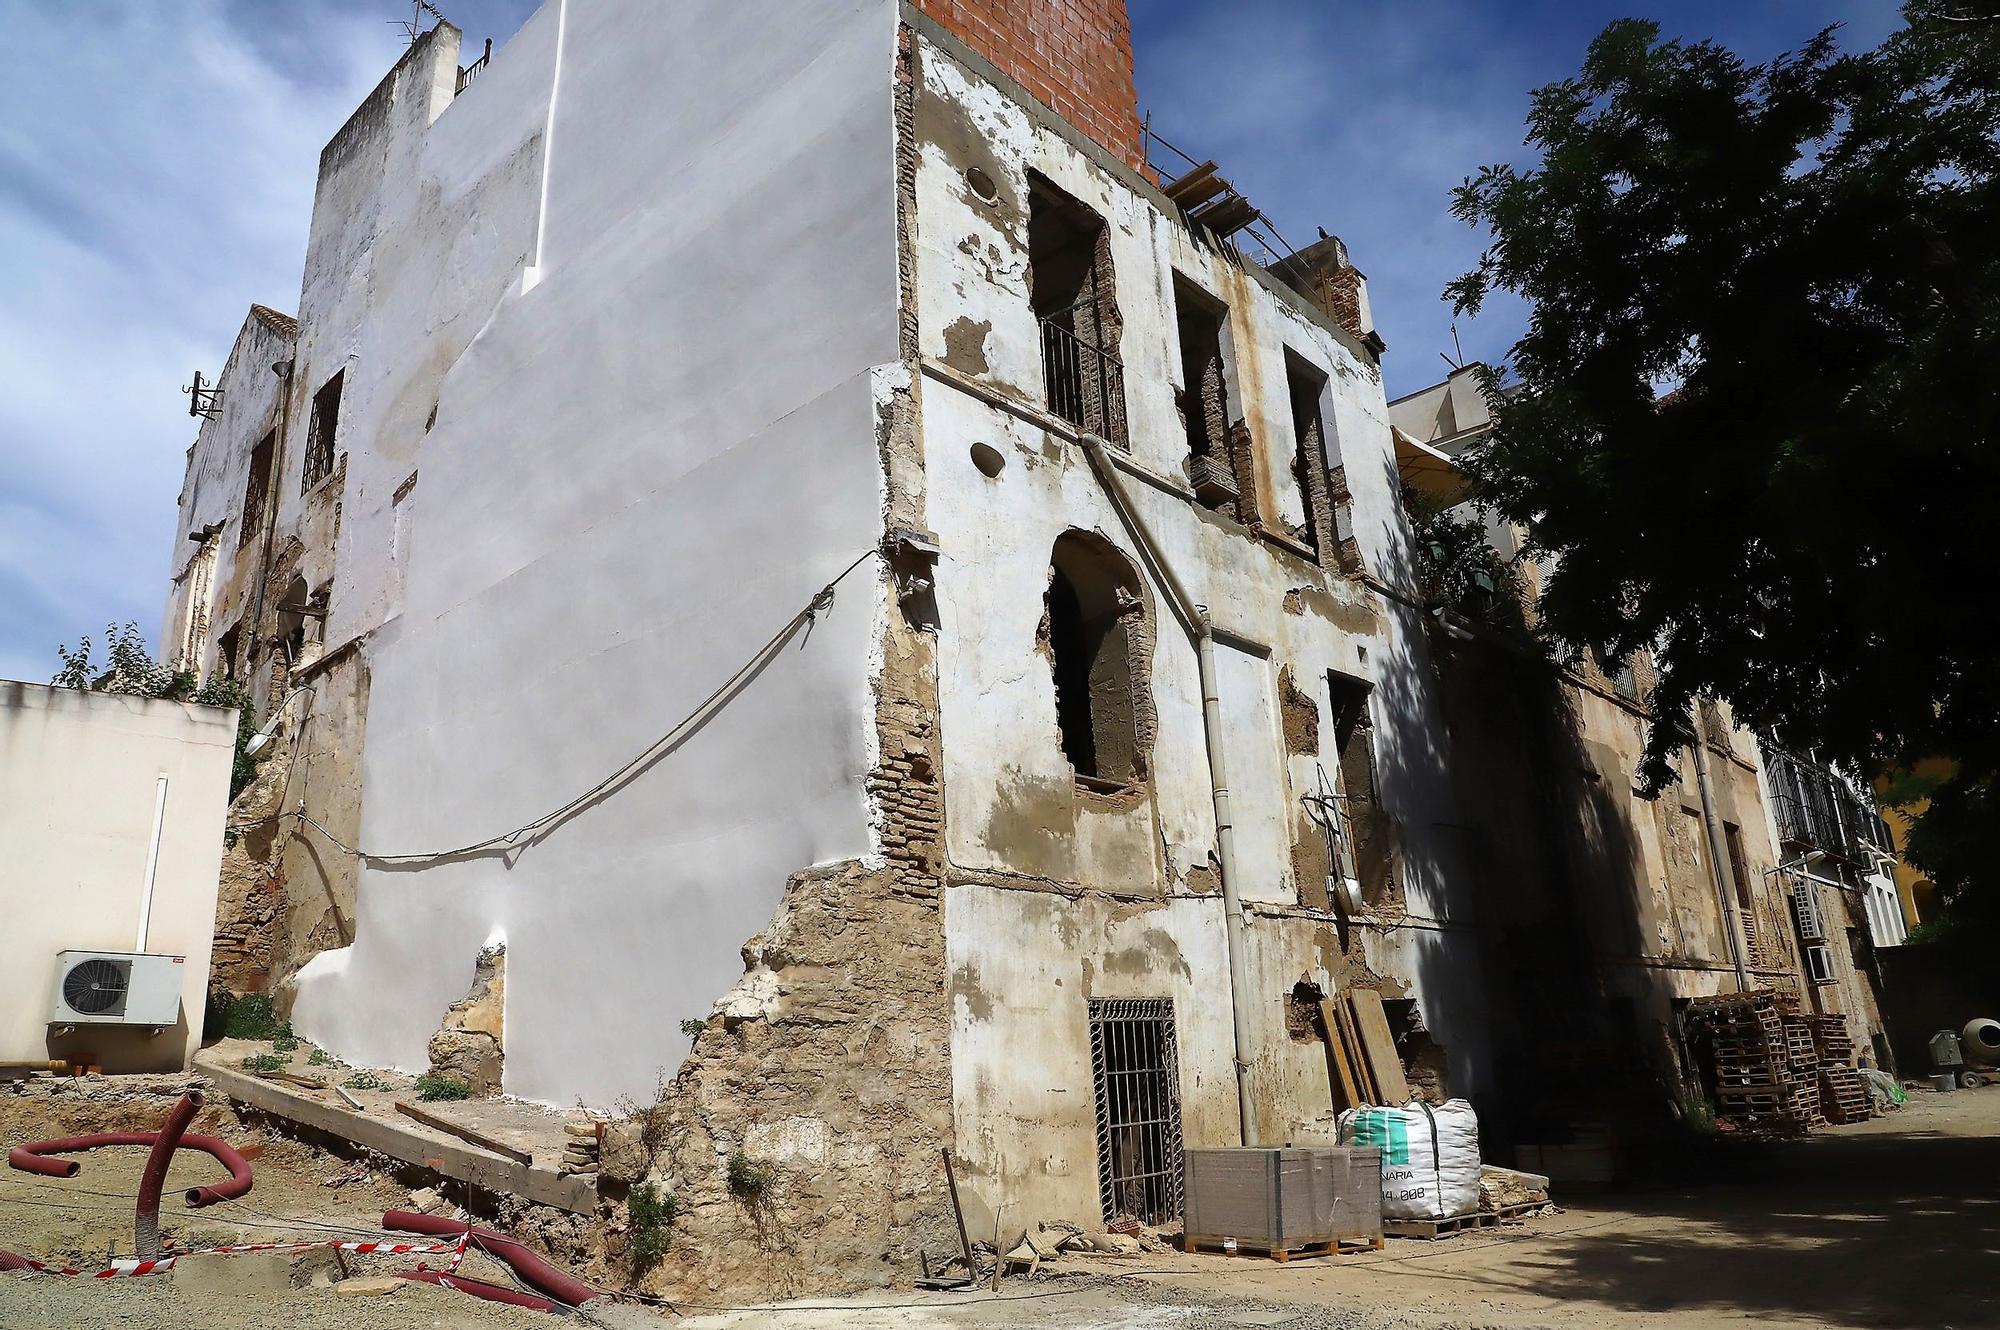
[0,682,236,1072]
[1389,368,1905,1101]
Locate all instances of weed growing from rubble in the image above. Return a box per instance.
[614,1068,675,1160]
[343,1070,386,1091]
[726,1151,772,1199]
[415,1072,472,1102]
[220,993,283,1041]
[241,1053,288,1074]
[627,1182,678,1270]
[270,1024,299,1054]
[307,1048,332,1066]
[679,1019,705,1041]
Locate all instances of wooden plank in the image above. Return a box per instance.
[1317,998,1361,1110]
[393,1101,534,1166]
[1334,1000,1378,1104]
[1348,989,1411,1104]
[941,1148,976,1275]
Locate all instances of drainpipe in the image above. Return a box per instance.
[1076,433,1259,1146]
[1689,706,1750,992]
[246,356,296,708]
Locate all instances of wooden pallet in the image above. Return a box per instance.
[1186,1233,1385,1261]
[1384,1202,1544,1241]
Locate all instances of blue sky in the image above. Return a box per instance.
[0,0,1901,683]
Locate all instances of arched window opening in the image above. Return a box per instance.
[1046,532,1151,789]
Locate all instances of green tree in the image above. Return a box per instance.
[53,622,262,800]
[1447,6,2000,921]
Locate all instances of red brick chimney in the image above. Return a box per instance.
[909,0,1144,171]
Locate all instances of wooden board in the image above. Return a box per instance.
[1334,1000,1378,1104]
[1348,989,1411,1104]
[393,1101,534,1166]
[1318,998,1362,1110]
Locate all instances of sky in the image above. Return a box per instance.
[0,0,1902,685]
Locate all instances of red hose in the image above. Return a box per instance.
[8,1131,253,1206]
[0,1250,40,1272]
[383,1211,597,1307]
[397,1269,558,1311]
[135,1091,202,1258]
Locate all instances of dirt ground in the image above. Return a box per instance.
[3,1077,1994,1329]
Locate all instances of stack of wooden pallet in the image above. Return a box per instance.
[1692,991,1820,1135]
[1809,1015,1871,1124]
[1317,989,1410,1109]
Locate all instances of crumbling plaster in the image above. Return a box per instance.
[910,28,1491,1207]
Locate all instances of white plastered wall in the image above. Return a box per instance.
[0,683,235,1071]
[291,0,903,1108]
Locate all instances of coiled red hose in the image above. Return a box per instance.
[8,1131,253,1206]
[383,1210,597,1307]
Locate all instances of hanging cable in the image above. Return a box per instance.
[284,549,879,867]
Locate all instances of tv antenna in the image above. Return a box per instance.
[1439,323,1468,372]
[392,0,448,45]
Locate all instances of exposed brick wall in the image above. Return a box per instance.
[909,0,1143,170]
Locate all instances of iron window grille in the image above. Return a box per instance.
[1087,997,1185,1225]
[1040,303,1127,445]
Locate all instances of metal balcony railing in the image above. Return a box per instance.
[1040,310,1127,446]
[1766,747,1883,863]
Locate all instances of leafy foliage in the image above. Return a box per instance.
[627,1182,678,1270]
[1403,486,1526,629]
[725,1150,772,1199]
[414,1072,472,1102]
[219,992,283,1041]
[51,621,263,800]
[1449,7,2000,919]
[241,1052,289,1074]
[342,1070,387,1091]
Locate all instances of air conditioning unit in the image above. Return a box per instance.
[48,951,185,1028]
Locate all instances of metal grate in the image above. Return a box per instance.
[1088,998,1185,1225]
[1040,308,1128,445]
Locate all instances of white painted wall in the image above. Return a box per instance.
[291,0,903,1108]
[0,682,235,1071]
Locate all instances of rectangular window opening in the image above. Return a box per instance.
[1173,275,1254,524]
[1329,672,1395,907]
[1088,998,1185,1226]
[1029,173,1126,445]
[240,431,275,551]
[301,370,343,492]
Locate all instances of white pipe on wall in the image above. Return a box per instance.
[1077,433,1260,1146]
[135,775,169,952]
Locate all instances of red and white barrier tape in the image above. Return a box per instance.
[7,1233,469,1279]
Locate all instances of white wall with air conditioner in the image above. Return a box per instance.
[0,681,236,1072]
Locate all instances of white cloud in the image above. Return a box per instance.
[0,1,390,682]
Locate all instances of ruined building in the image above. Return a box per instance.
[1390,366,1909,1123]
[161,0,1850,1293]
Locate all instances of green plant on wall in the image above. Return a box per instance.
[414,1073,472,1102]
[627,1182,678,1270]
[52,622,263,800]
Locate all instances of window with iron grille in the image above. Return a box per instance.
[301,370,343,492]
[1087,998,1185,1225]
[1028,172,1126,445]
[240,430,275,550]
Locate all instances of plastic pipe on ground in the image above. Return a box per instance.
[134,1091,202,1258]
[397,1269,558,1312]
[383,1211,596,1307]
[8,1132,253,1206]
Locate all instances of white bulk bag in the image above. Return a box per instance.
[1337,1099,1482,1221]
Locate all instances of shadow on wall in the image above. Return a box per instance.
[1362,445,1664,1147]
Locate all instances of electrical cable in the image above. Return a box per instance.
[256,549,878,867]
